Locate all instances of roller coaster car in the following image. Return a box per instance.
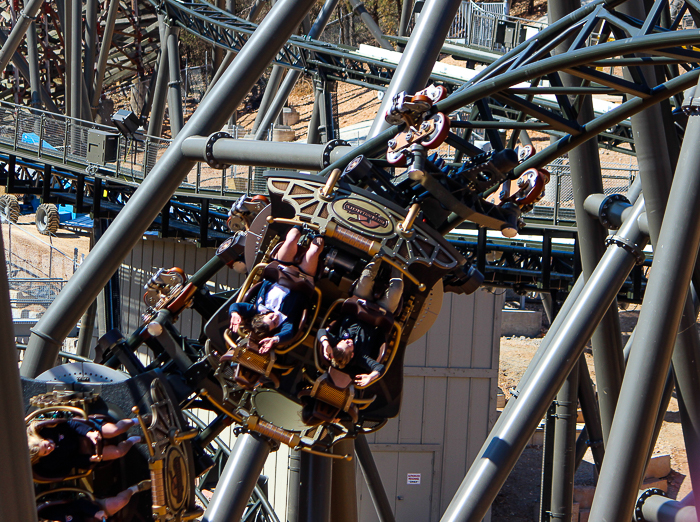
[260,172,467,419]
[23,370,202,522]
[189,171,469,458]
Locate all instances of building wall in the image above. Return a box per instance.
[118,237,503,521]
[356,288,503,522]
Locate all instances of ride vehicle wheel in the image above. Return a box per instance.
[0,194,20,223]
[36,203,60,235]
[421,112,450,149]
[386,148,407,166]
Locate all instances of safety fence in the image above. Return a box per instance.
[447,1,546,52]
[2,219,77,340]
[0,100,638,226]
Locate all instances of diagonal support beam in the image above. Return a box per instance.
[20,0,320,377]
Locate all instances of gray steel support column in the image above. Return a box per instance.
[0,229,38,522]
[181,136,352,169]
[70,0,82,120]
[91,0,120,114]
[0,0,45,73]
[316,79,336,142]
[147,14,170,138]
[367,0,462,139]
[307,95,321,144]
[515,276,585,395]
[248,0,267,22]
[21,0,318,377]
[64,0,72,116]
[441,198,647,522]
[588,104,700,522]
[348,0,393,50]
[542,291,582,518]
[26,21,42,109]
[356,434,396,522]
[76,229,98,358]
[539,404,555,522]
[299,452,332,522]
[76,300,97,357]
[202,433,272,522]
[287,449,302,522]
[251,65,286,137]
[577,360,604,471]
[331,439,358,522]
[204,0,265,98]
[252,0,340,141]
[166,25,184,137]
[550,363,579,521]
[81,74,93,123]
[84,0,98,100]
[616,0,700,499]
[550,0,623,444]
[639,493,698,522]
[398,0,413,37]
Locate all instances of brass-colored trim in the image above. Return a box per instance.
[25,405,86,423]
[199,389,243,424]
[132,406,155,457]
[300,446,352,461]
[236,263,267,304]
[376,255,425,291]
[33,470,93,484]
[398,202,421,234]
[325,221,382,256]
[172,429,199,443]
[266,216,321,230]
[36,487,95,502]
[320,168,342,199]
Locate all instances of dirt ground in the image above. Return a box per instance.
[493,304,690,521]
[2,211,91,281]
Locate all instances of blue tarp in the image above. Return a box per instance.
[21,132,57,151]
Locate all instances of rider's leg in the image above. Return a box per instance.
[377,268,404,313]
[275,227,302,263]
[299,236,324,276]
[353,261,380,300]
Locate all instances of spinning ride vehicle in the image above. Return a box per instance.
[21,85,552,516]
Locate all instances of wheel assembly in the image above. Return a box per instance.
[35,203,60,235]
[0,194,20,223]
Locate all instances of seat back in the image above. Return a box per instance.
[263,261,316,297]
[203,292,241,355]
[341,296,394,331]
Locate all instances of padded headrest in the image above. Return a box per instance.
[264,262,315,296]
[341,296,394,330]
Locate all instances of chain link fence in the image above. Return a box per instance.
[3,220,77,347]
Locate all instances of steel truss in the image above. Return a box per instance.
[3,0,700,519]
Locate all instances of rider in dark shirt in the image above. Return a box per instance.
[28,417,141,479]
[318,261,403,386]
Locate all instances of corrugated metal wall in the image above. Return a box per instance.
[118,237,503,521]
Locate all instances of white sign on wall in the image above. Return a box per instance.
[407,473,421,485]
